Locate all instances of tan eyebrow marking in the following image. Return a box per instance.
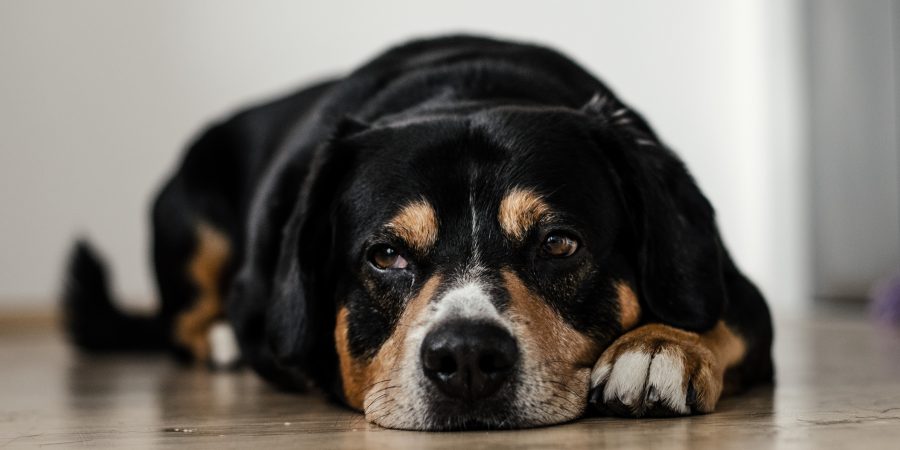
[498,187,553,240]
[386,199,438,252]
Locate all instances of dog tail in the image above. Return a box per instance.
[62,240,169,351]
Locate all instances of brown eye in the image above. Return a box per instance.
[369,245,409,270]
[541,232,578,258]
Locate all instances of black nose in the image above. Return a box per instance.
[420,320,519,401]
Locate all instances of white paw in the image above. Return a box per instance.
[208,321,241,369]
[588,324,723,417]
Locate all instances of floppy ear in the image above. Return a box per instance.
[228,118,363,390]
[584,94,726,332]
[264,149,350,380]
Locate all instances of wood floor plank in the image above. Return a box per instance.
[1,308,899,449]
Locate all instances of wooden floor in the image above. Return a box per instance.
[1,306,900,449]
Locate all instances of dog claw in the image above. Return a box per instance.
[588,384,604,408]
[686,383,697,408]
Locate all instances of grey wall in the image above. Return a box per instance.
[808,0,900,299]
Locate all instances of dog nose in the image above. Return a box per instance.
[420,320,519,401]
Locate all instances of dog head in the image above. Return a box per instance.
[233,97,726,430]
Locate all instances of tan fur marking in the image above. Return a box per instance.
[335,276,442,411]
[616,281,641,330]
[175,222,231,361]
[386,199,438,253]
[334,307,366,410]
[596,321,746,412]
[700,321,747,372]
[498,188,552,241]
[502,270,601,421]
[502,270,600,369]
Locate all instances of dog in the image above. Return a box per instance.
[63,35,774,430]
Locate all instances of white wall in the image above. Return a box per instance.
[0,0,809,312]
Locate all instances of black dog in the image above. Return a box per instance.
[63,35,773,430]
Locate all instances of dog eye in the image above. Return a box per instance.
[540,232,578,258]
[369,245,409,270]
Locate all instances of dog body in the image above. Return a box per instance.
[64,36,773,430]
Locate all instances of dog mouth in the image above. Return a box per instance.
[350,276,600,431]
[367,369,592,431]
[417,370,593,431]
[417,391,520,431]
[363,324,593,431]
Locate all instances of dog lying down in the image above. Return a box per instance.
[63,35,773,431]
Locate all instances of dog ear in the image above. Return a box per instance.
[584,95,726,331]
[262,144,351,380]
[228,123,361,390]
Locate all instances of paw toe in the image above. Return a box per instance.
[588,324,727,418]
[589,346,698,417]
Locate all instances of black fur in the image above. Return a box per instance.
[63,241,168,351]
[62,35,773,418]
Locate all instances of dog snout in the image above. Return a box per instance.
[420,320,519,401]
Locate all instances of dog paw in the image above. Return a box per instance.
[208,321,242,370]
[588,324,724,417]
